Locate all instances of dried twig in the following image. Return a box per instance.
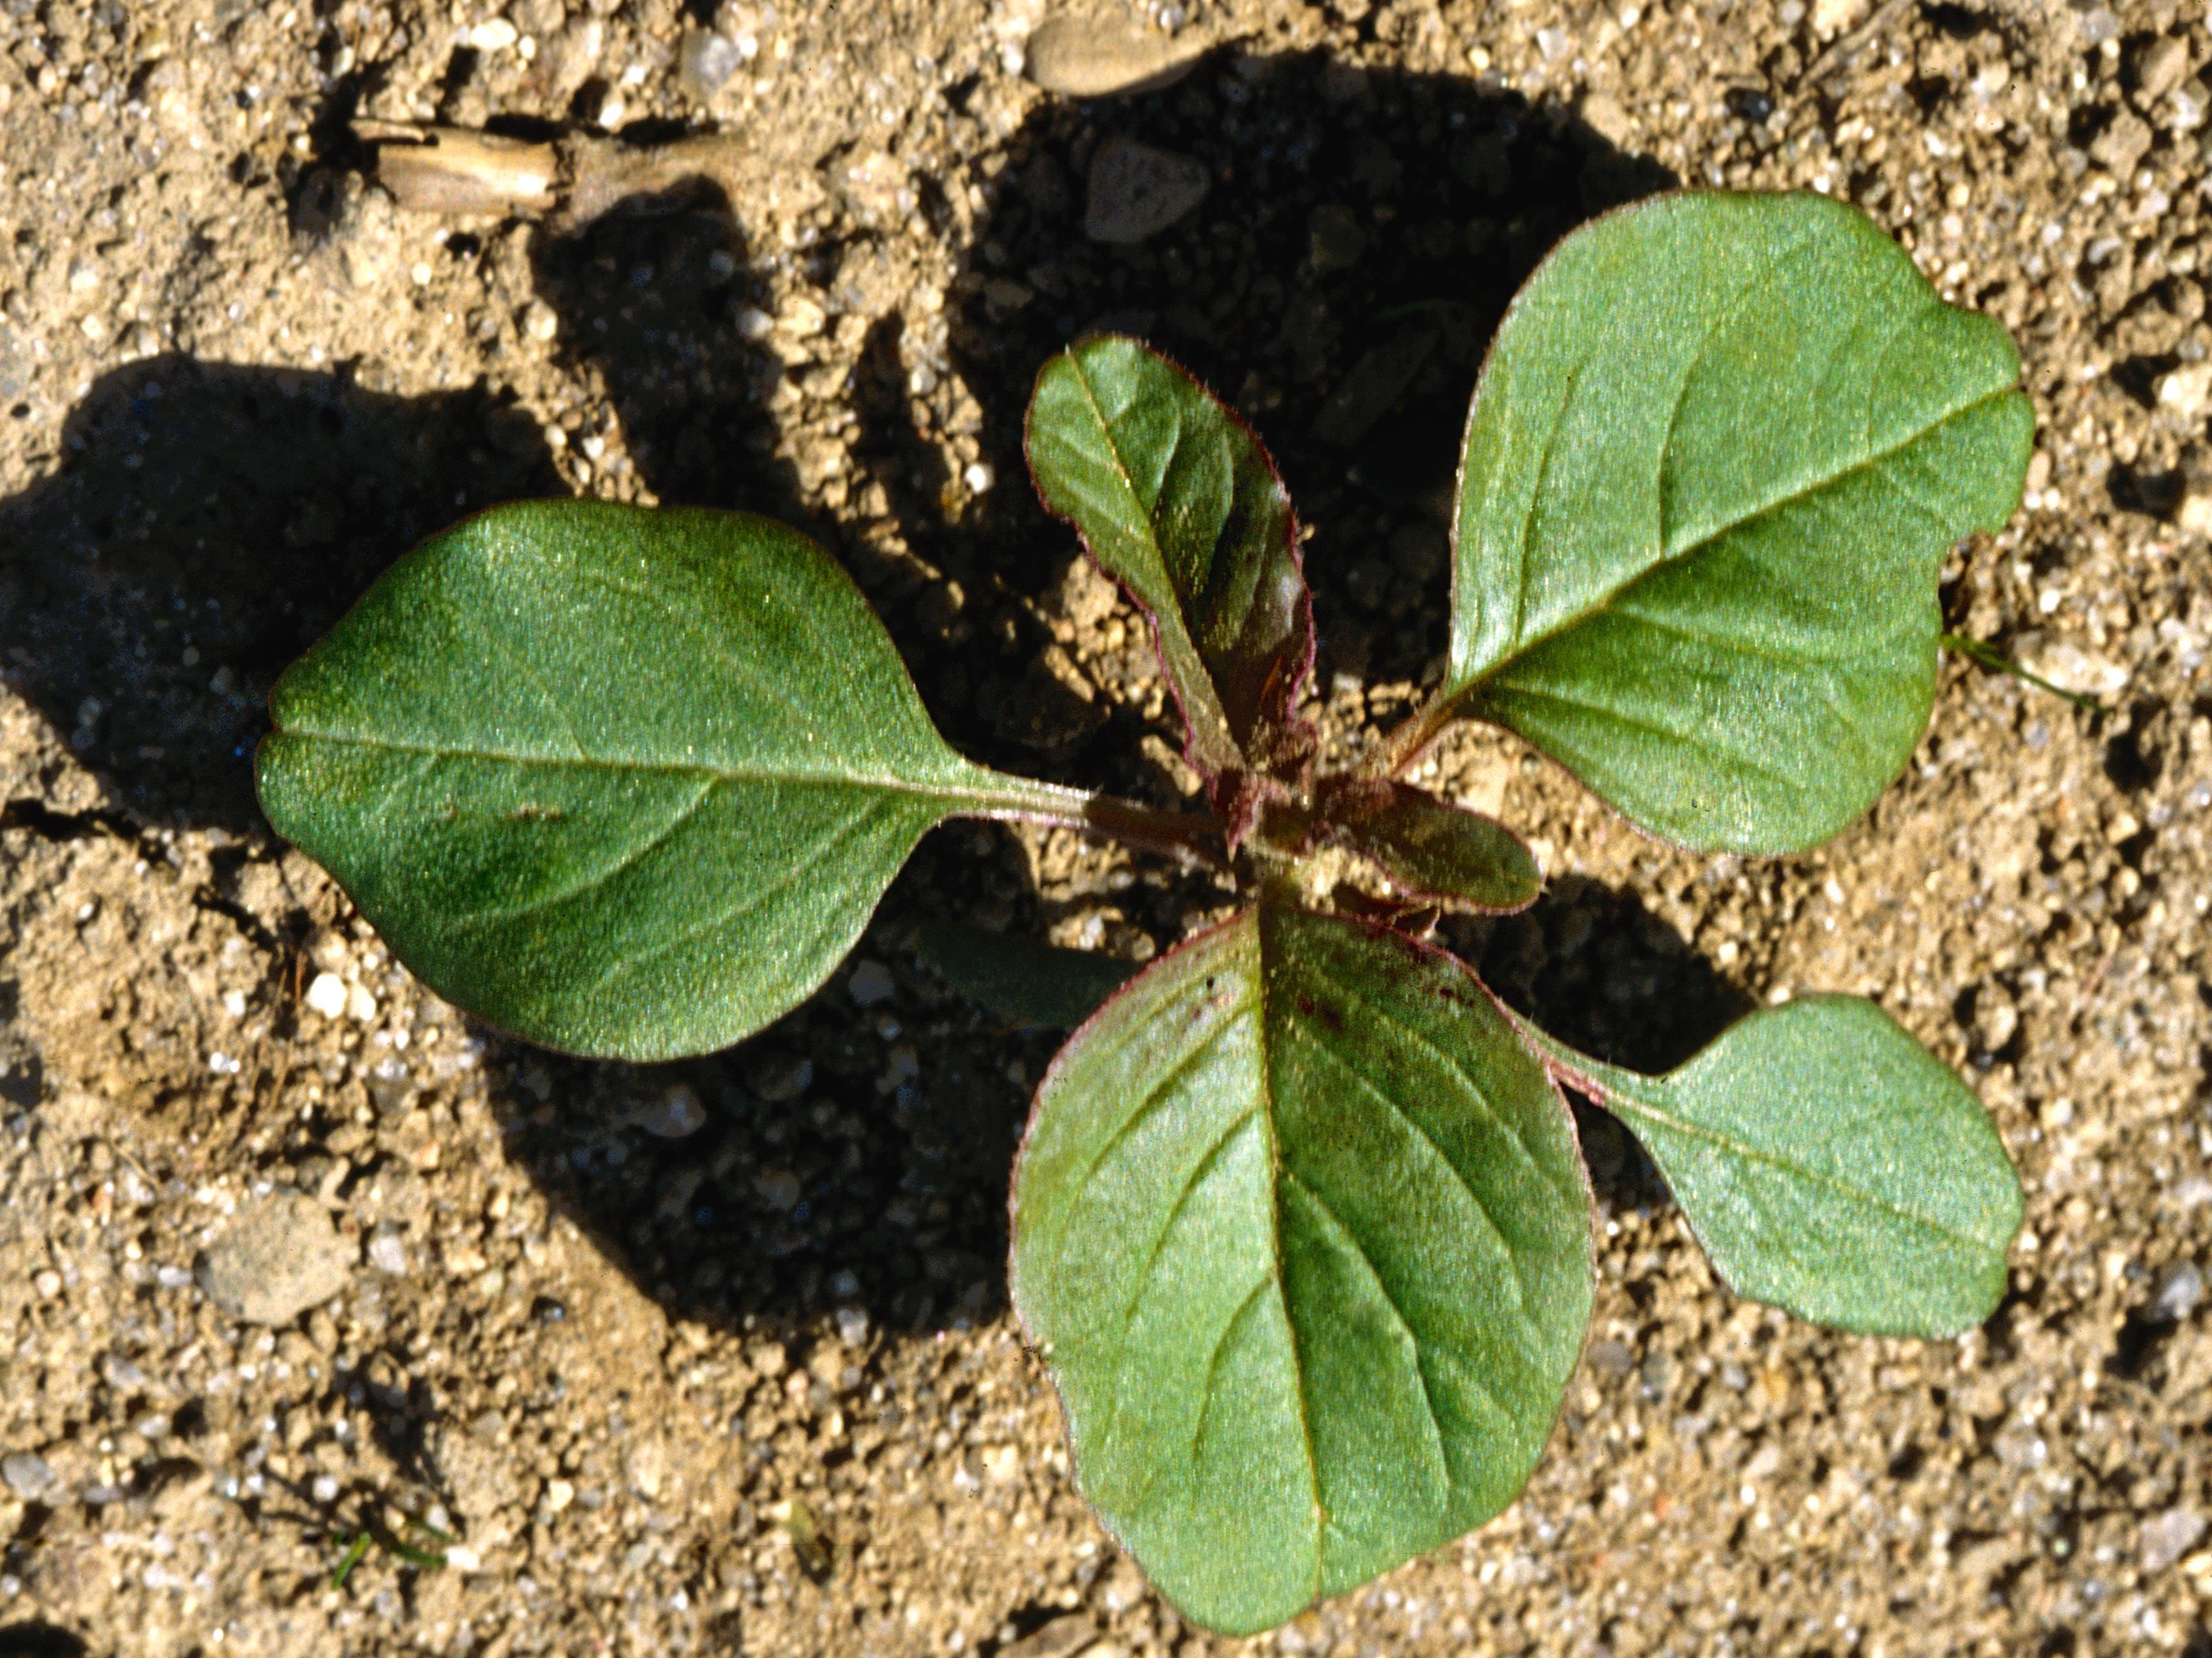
[353,120,750,231]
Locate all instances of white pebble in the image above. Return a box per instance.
[368,1229,410,1276]
[346,982,378,1023]
[964,462,996,494]
[305,972,347,1018]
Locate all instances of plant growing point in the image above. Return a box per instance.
[258,190,2032,1635]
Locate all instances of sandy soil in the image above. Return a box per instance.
[2,0,2210,1653]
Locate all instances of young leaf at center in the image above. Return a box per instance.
[1313,778,1541,913]
[1027,335,1316,783]
[257,501,1086,1060]
[1428,191,2034,852]
[1012,904,1591,1636]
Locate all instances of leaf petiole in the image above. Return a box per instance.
[1072,793,1230,868]
[1367,681,1476,778]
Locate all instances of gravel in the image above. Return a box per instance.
[194,1190,356,1326]
[1082,137,1209,245]
[1,1453,55,1499]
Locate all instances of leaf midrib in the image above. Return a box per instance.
[1253,928,1329,1603]
[275,725,1069,812]
[1601,1085,2002,1256]
[1462,379,2017,689]
[1058,351,1238,766]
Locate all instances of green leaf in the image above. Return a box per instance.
[1511,995,2021,1338]
[1012,905,1590,1635]
[914,921,1140,1029]
[1027,335,1315,781]
[1314,779,1540,913]
[1440,190,2032,852]
[257,500,1084,1060]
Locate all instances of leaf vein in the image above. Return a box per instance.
[1279,1167,1454,1498]
[1276,1012,1537,1328]
[444,776,716,929]
[1606,1092,2002,1255]
[1474,386,2016,683]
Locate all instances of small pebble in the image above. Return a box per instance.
[2088,108,2152,173]
[1,1453,54,1498]
[1083,136,1208,244]
[1586,1339,1635,1375]
[2012,632,2128,699]
[847,959,897,1007]
[634,1082,708,1138]
[2143,1508,2206,1573]
[305,972,348,1019]
[1022,14,1207,98]
[999,1612,1102,1658]
[368,1226,410,1277]
[2130,34,2191,106]
[2159,362,2212,420]
[2151,1259,2204,1323]
[196,1190,355,1326]
[1579,91,1634,147]
[754,1169,802,1212]
[679,26,746,96]
[1971,983,2019,1054]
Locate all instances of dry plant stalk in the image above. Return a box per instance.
[355,120,749,229]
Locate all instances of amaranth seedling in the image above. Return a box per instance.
[258,190,2033,1634]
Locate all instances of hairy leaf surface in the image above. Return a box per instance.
[1513,995,2021,1337]
[1028,335,1314,780]
[1012,905,1590,1635]
[258,501,1082,1059]
[1443,191,2032,851]
[1316,780,1540,912]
